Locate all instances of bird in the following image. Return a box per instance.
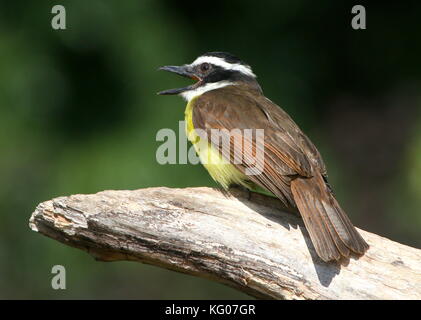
[158,52,369,262]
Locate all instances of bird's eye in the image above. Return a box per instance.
[200,63,210,72]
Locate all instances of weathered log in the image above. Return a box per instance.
[29,187,421,299]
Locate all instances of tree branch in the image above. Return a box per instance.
[29,187,421,299]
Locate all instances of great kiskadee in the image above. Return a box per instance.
[158,52,368,262]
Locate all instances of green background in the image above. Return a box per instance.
[0,1,420,299]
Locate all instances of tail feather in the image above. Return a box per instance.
[290,173,368,262]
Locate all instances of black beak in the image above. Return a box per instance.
[158,65,201,95]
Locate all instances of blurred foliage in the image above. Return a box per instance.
[0,0,419,298]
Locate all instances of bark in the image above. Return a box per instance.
[29,187,421,299]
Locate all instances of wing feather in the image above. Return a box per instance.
[192,85,319,206]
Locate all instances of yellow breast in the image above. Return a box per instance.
[184,97,250,189]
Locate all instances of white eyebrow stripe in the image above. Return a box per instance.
[192,56,256,78]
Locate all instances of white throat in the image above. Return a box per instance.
[180,81,233,102]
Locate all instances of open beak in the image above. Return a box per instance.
[158,65,201,95]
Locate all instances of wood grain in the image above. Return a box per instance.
[29,187,421,299]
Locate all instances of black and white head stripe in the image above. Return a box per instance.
[158,52,260,101]
[192,52,256,78]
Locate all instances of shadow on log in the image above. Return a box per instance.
[29,187,421,299]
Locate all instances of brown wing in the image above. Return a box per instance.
[192,85,320,206]
[192,85,369,261]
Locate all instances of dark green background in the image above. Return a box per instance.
[0,1,420,299]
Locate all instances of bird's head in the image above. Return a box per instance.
[158,52,260,101]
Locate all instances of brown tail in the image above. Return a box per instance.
[290,173,369,262]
